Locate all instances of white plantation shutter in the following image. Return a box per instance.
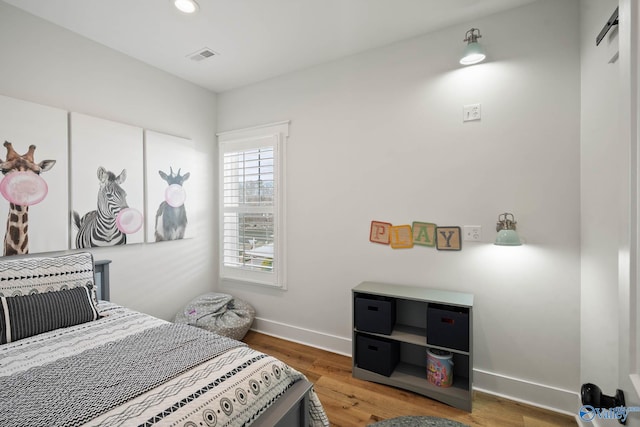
[218,122,288,288]
[222,144,274,270]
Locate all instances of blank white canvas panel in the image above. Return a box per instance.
[145,130,196,242]
[70,112,144,248]
[0,94,68,255]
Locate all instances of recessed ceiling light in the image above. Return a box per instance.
[173,0,199,14]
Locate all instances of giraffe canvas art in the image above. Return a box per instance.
[0,142,56,256]
[0,94,69,256]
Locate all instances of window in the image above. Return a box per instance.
[218,122,288,289]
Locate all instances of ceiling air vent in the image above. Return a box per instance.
[187,48,218,62]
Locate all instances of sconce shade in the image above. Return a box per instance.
[494,212,522,246]
[460,28,486,65]
[460,42,486,65]
[495,229,522,246]
[174,0,199,13]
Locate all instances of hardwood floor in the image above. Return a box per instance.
[243,331,577,427]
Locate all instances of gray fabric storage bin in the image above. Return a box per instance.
[354,295,396,335]
[426,303,469,352]
[174,292,255,340]
[356,334,399,377]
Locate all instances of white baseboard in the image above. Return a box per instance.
[250,318,581,418]
[473,368,580,417]
[578,417,603,427]
[250,317,352,356]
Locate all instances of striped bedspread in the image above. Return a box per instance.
[0,302,329,427]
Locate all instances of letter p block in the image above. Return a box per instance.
[370,221,392,244]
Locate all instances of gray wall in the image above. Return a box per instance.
[0,2,218,321]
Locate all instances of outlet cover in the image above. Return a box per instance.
[463,104,481,122]
[463,225,482,242]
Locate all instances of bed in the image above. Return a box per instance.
[0,252,329,427]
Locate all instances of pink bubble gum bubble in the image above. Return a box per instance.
[116,208,143,234]
[0,171,49,206]
[165,184,186,208]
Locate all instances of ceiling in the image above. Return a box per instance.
[3,0,537,93]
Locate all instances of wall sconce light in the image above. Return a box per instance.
[495,213,522,246]
[173,0,199,14]
[460,28,486,65]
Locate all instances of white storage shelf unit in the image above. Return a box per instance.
[352,281,474,412]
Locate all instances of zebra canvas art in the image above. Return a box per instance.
[70,112,145,248]
[73,166,143,248]
[155,167,189,242]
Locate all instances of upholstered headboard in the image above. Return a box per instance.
[0,252,100,345]
[0,252,96,301]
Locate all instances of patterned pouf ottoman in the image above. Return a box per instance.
[174,293,255,340]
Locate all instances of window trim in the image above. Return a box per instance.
[217,121,289,290]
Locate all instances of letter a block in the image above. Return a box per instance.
[390,225,414,249]
[412,222,436,247]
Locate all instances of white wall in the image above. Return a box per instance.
[0,2,218,321]
[580,2,640,425]
[617,0,640,421]
[579,0,621,398]
[0,0,586,416]
[218,0,581,414]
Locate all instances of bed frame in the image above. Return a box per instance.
[252,379,312,427]
[1,254,317,426]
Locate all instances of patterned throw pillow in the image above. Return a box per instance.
[0,285,100,344]
[0,252,97,303]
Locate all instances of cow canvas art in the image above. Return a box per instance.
[145,130,198,243]
[155,167,190,241]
